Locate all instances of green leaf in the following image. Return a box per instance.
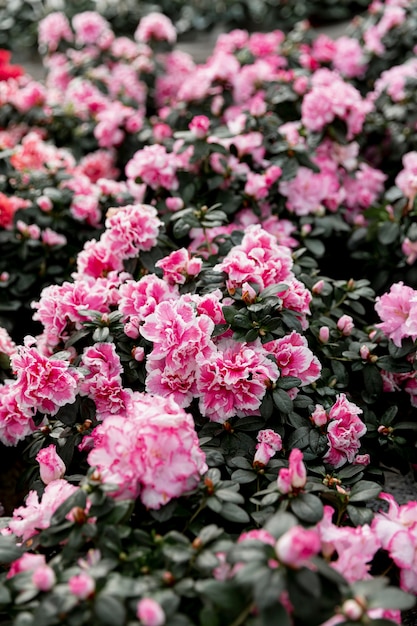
[290,493,324,524]
[195,580,244,611]
[260,602,292,626]
[347,505,374,526]
[272,388,293,414]
[0,535,23,563]
[377,221,400,245]
[219,502,250,523]
[94,594,126,626]
[264,511,296,538]
[231,469,257,484]
[349,480,382,503]
[368,587,416,611]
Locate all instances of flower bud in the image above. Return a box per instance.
[36,444,66,485]
[319,326,330,343]
[32,564,56,591]
[69,572,95,599]
[337,314,354,336]
[137,598,165,626]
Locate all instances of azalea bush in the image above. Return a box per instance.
[1,3,417,626]
[0,0,373,53]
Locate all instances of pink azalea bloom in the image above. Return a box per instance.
[7,479,78,541]
[196,337,279,423]
[134,12,177,45]
[72,11,113,48]
[323,394,366,468]
[0,327,16,357]
[32,564,56,591]
[103,203,162,258]
[0,382,36,446]
[137,598,165,626]
[69,572,95,599]
[275,526,321,568]
[87,392,207,508]
[253,429,282,466]
[38,12,73,52]
[11,345,81,416]
[215,224,294,292]
[277,448,307,493]
[141,298,214,360]
[375,281,417,346]
[7,553,46,579]
[36,444,66,484]
[373,493,417,593]
[395,150,417,205]
[156,248,202,285]
[317,505,380,582]
[264,331,321,386]
[126,144,179,190]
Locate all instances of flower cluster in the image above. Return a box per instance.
[0,5,417,626]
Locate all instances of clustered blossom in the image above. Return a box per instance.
[375,281,417,346]
[87,392,207,508]
[1,4,417,623]
[321,394,367,468]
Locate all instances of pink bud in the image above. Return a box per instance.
[353,454,370,466]
[132,346,145,362]
[69,572,95,599]
[319,326,330,343]
[288,448,307,489]
[342,599,364,621]
[36,444,66,485]
[165,197,184,211]
[277,467,292,494]
[32,564,56,591]
[137,598,165,626]
[360,345,370,360]
[311,404,328,427]
[275,526,321,568]
[189,115,210,139]
[37,195,53,212]
[337,314,354,336]
[312,279,324,294]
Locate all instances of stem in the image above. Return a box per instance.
[183,499,206,532]
[228,602,255,626]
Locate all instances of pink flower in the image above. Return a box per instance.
[214,224,294,293]
[0,326,16,357]
[41,228,67,247]
[337,314,354,336]
[323,394,366,468]
[317,506,380,582]
[134,13,176,45]
[196,338,279,423]
[87,392,207,508]
[375,281,417,346]
[7,479,78,541]
[38,12,73,52]
[36,444,66,484]
[7,553,46,579]
[264,331,321,386]
[137,598,166,626]
[156,248,202,285]
[277,448,307,494]
[32,564,56,591]
[275,526,321,568]
[11,345,81,416]
[126,144,179,190]
[189,115,210,138]
[69,572,95,599]
[0,382,35,446]
[395,150,417,206]
[104,203,162,257]
[72,11,113,48]
[310,404,328,427]
[253,429,282,467]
